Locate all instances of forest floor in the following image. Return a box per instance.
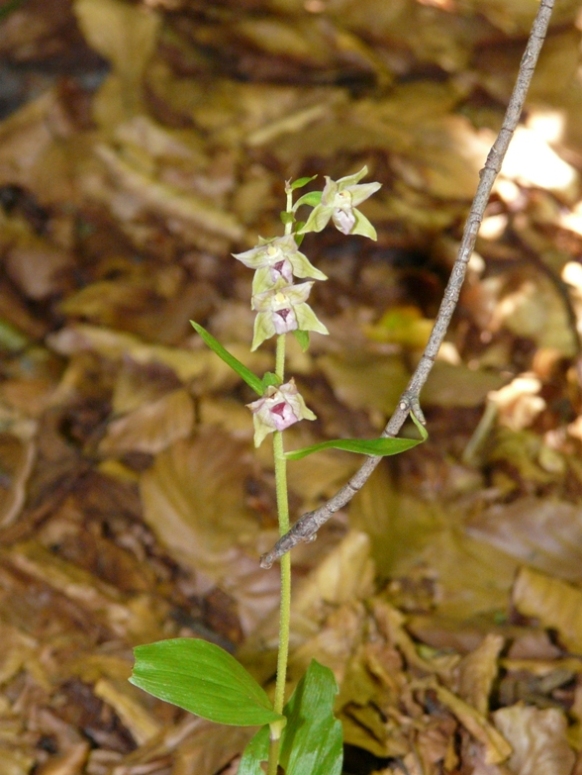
[1,1,582,773]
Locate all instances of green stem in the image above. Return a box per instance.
[284,186,294,236]
[266,181,295,774]
[267,336,291,775]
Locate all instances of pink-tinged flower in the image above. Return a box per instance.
[247,379,316,447]
[299,166,381,239]
[232,234,327,294]
[250,281,328,351]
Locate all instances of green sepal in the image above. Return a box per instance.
[347,208,378,240]
[290,175,317,190]
[261,371,282,390]
[190,321,263,395]
[130,638,283,727]
[293,191,322,210]
[297,204,333,234]
[292,329,310,352]
[285,411,428,461]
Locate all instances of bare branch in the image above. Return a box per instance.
[260,0,556,570]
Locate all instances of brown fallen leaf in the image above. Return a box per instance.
[512,566,582,654]
[466,497,582,584]
[430,681,512,765]
[99,388,194,456]
[0,431,36,528]
[74,0,161,122]
[493,704,575,775]
[94,678,162,746]
[457,633,505,716]
[139,428,281,633]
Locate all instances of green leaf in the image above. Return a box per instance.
[280,660,342,775]
[292,329,310,352]
[285,416,428,461]
[190,321,263,396]
[293,191,322,210]
[285,436,422,461]
[130,639,283,727]
[409,407,429,440]
[238,661,342,775]
[290,175,317,190]
[280,211,295,225]
[238,726,270,775]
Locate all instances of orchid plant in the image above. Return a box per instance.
[130,168,427,775]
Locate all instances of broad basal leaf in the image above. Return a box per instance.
[238,660,343,775]
[280,660,343,775]
[237,725,270,775]
[130,638,283,726]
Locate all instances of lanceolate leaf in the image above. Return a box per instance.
[286,410,428,460]
[290,175,317,190]
[285,432,425,461]
[190,321,263,396]
[130,639,283,727]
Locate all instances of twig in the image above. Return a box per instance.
[260,0,556,570]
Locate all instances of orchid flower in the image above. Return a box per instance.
[233,234,327,294]
[299,166,381,239]
[247,379,316,447]
[251,281,328,351]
